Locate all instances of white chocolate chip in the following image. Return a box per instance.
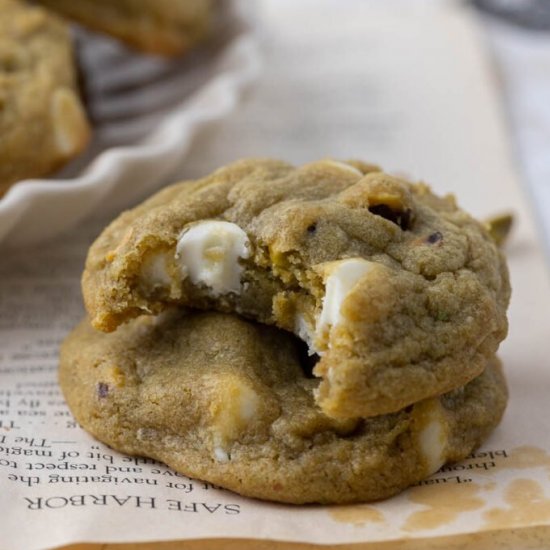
[239,388,259,422]
[141,252,171,288]
[226,382,260,436]
[176,221,251,296]
[50,87,88,156]
[320,160,363,177]
[294,313,318,355]
[213,446,229,463]
[304,159,363,177]
[209,377,260,462]
[316,258,375,343]
[417,400,447,475]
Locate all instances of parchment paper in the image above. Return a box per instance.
[1,1,549,549]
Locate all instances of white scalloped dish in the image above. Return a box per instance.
[0,1,260,246]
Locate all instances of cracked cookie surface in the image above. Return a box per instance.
[60,311,508,504]
[82,158,510,418]
[35,0,212,57]
[0,0,90,195]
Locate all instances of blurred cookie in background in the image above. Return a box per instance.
[0,0,90,196]
[35,0,214,56]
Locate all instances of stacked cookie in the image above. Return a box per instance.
[61,159,510,503]
[0,0,211,194]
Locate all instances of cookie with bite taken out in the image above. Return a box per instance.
[82,158,510,419]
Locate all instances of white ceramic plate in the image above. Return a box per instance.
[0,0,261,246]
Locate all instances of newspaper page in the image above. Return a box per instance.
[2,1,550,549]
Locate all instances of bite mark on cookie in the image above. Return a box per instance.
[141,252,171,288]
[315,258,376,349]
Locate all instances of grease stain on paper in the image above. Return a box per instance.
[328,447,550,532]
[470,446,550,476]
[483,481,497,491]
[504,446,550,472]
[484,478,550,528]
[403,482,485,531]
[329,505,385,526]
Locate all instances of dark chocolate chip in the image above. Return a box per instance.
[427,231,443,244]
[97,382,109,398]
[369,204,394,222]
[307,223,317,234]
[369,204,413,230]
